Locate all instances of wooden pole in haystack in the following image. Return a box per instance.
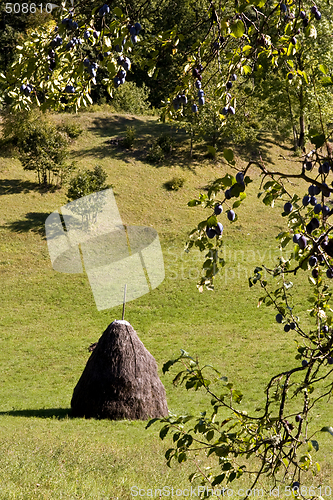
[122,284,127,320]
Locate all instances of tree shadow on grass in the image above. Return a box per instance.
[0,179,41,195]
[88,114,166,140]
[76,116,199,171]
[2,212,48,238]
[0,408,72,419]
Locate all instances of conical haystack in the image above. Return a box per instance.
[71,320,168,420]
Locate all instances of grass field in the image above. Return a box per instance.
[0,109,332,499]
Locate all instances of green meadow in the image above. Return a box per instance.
[0,110,332,499]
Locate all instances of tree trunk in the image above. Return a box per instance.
[299,108,305,151]
[287,88,298,150]
[297,54,306,151]
[190,129,193,158]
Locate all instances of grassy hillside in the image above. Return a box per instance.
[0,110,332,499]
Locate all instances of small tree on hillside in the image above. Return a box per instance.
[66,165,111,228]
[2,108,71,187]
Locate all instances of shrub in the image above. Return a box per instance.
[112,81,151,115]
[146,143,165,164]
[163,176,185,191]
[146,134,175,164]
[60,121,83,139]
[1,108,79,187]
[66,165,112,227]
[156,134,174,155]
[4,108,69,186]
[120,126,136,149]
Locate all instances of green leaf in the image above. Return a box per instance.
[207,215,218,227]
[310,132,325,148]
[207,145,217,158]
[242,45,252,54]
[162,358,179,374]
[321,76,333,87]
[145,418,160,429]
[228,471,237,482]
[241,65,252,75]
[188,199,201,207]
[231,20,245,38]
[113,6,123,17]
[223,148,234,163]
[172,371,185,385]
[319,63,329,75]
[206,430,214,441]
[148,66,156,77]
[311,440,319,451]
[232,389,243,403]
[211,474,225,486]
[160,425,170,440]
[178,452,187,462]
[182,415,194,423]
[320,426,333,436]
[173,432,181,442]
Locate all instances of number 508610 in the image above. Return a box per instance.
[5,3,55,14]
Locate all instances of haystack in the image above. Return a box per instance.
[71,320,168,420]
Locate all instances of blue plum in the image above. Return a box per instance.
[236,172,244,184]
[227,210,236,221]
[214,204,223,215]
[284,201,293,213]
[206,227,216,239]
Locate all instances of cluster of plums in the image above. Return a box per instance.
[62,17,79,30]
[225,172,245,199]
[276,313,333,364]
[50,34,63,49]
[47,49,57,72]
[66,36,83,50]
[112,56,131,87]
[280,3,321,22]
[192,64,205,113]
[83,59,99,78]
[65,84,75,93]
[205,173,244,238]
[20,83,33,96]
[172,94,187,111]
[44,5,138,95]
[309,5,321,21]
[99,3,110,16]
[128,22,142,44]
[282,174,332,257]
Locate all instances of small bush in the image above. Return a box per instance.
[163,176,185,191]
[60,121,83,139]
[120,126,136,149]
[156,134,174,155]
[66,166,112,227]
[146,143,165,164]
[112,81,151,115]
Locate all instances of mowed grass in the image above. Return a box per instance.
[0,110,332,499]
